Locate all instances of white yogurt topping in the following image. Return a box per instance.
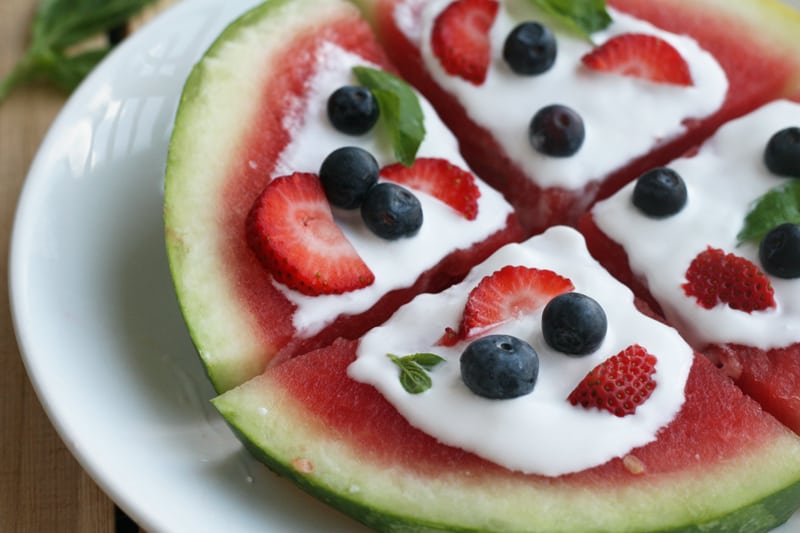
[593,100,800,350]
[400,0,728,190]
[271,43,513,336]
[349,226,693,476]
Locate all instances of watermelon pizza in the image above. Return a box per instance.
[163,0,800,530]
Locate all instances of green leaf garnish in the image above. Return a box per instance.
[353,66,426,167]
[1,0,157,103]
[737,180,800,244]
[387,353,446,394]
[529,0,612,41]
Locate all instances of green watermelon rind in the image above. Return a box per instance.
[165,0,359,392]
[213,370,800,533]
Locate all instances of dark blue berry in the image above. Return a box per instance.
[361,182,423,239]
[529,104,584,157]
[764,127,800,177]
[319,147,380,209]
[542,293,607,356]
[327,86,380,135]
[759,223,800,279]
[632,167,688,218]
[460,335,539,399]
[503,22,557,75]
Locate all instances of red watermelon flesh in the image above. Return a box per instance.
[215,336,800,531]
[358,0,800,235]
[213,226,800,531]
[169,0,800,530]
[165,0,522,393]
[577,99,800,436]
[582,212,800,435]
[253,341,779,482]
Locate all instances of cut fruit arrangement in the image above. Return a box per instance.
[580,99,800,438]
[164,0,521,392]
[163,0,800,530]
[359,0,800,234]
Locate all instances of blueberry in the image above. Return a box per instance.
[460,335,539,399]
[319,147,380,209]
[632,167,688,218]
[542,293,607,356]
[764,127,800,177]
[361,182,423,239]
[759,223,800,279]
[327,86,380,135]
[529,104,585,157]
[503,22,557,75]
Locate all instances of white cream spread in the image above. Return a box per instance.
[398,0,728,190]
[348,226,693,476]
[271,43,514,336]
[593,100,800,350]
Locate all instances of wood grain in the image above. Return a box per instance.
[0,1,175,531]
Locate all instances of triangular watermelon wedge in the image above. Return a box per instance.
[354,0,800,235]
[214,227,800,531]
[164,0,521,392]
[581,99,800,437]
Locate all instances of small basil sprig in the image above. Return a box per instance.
[737,180,800,245]
[387,352,446,394]
[529,0,612,42]
[353,66,426,167]
[0,0,157,103]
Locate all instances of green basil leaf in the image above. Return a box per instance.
[353,66,425,167]
[0,52,47,102]
[530,0,612,41]
[407,352,446,370]
[738,181,800,244]
[387,353,445,394]
[398,364,433,394]
[1,0,155,104]
[33,0,157,50]
[47,48,110,92]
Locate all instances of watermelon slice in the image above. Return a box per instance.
[214,227,800,531]
[580,100,800,435]
[164,0,521,392]
[354,0,800,235]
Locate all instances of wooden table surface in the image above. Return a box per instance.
[0,1,174,531]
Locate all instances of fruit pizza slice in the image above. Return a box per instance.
[214,226,800,532]
[355,0,800,234]
[164,0,522,392]
[580,99,800,434]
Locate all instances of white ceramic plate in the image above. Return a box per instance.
[8,0,370,531]
[8,1,800,532]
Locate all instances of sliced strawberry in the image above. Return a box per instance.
[380,158,481,220]
[682,246,775,313]
[438,266,573,345]
[246,172,375,296]
[431,0,498,85]
[581,33,693,86]
[568,344,658,417]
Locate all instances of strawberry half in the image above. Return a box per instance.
[431,0,499,85]
[246,172,375,296]
[568,344,657,417]
[581,33,693,86]
[438,266,573,345]
[380,158,481,220]
[682,246,775,313]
